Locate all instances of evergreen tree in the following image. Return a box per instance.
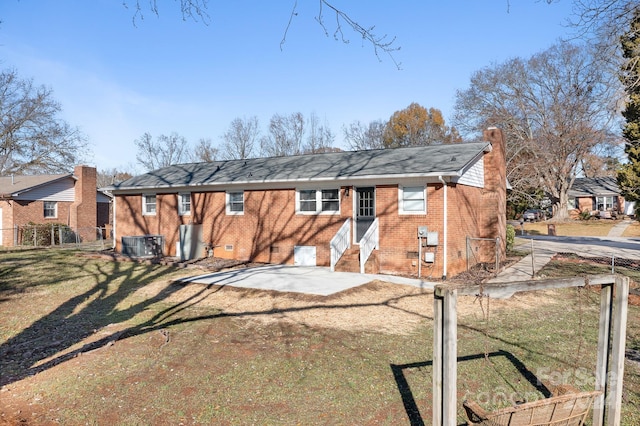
[618,10,640,205]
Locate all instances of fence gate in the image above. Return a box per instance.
[466,236,500,274]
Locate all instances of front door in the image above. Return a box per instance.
[355,187,375,243]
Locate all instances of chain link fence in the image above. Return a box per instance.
[466,236,501,274]
[512,236,640,289]
[0,224,113,252]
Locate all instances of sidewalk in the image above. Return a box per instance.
[491,224,640,285]
[607,219,633,237]
[489,244,556,284]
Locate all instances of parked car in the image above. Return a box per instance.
[523,209,544,222]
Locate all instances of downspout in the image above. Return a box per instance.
[438,175,447,280]
[112,196,117,249]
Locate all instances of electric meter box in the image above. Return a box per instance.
[417,226,428,238]
[426,231,439,247]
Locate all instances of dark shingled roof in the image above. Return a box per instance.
[569,177,620,197]
[108,143,491,191]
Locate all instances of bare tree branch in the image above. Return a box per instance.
[123,0,211,25]
[281,1,401,69]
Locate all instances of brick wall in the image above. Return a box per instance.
[479,127,507,262]
[13,200,73,226]
[0,200,13,246]
[0,165,104,247]
[115,189,348,263]
[70,165,98,242]
[114,131,507,277]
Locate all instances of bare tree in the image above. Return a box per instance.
[0,68,88,175]
[260,113,305,157]
[188,137,218,162]
[566,1,640,90]
[97,167,135,188]
[304,112,335,153]
[134,132,189,171]
[220,117,260,160]
[453,43,621,220]
[343,120,386,150]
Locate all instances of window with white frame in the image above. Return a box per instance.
[297,189,339,214]
[178,193,191,215]
[596,196,615,211]
[399,185,426,214]
[226,191,244,214]
[43,201,57,218]
[142,194,157,215]
[299,190,317,212]
[321,189,339,212]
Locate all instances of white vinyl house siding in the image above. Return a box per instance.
[457,157,484,188]
[12,178,75,201]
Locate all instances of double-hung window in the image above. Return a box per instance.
[43,201,57,218]
[297,189,339,214]
[143,194,157,215]
[399,186,426,214]
[299,190,317,213]
[178,193,191,216]
[226,191,244,215]
[596,196,615,211]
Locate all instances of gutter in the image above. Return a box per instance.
[438,175,448,280]
[108,172,471,195]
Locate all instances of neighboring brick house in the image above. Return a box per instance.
[568,177,627,218]
[0,165,111,246]
[107,128,506,278]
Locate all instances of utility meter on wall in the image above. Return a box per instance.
[417,226,428,238]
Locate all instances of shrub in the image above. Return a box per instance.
[506,224,516,252]
[20,222,77,246]
[579,209,592,221]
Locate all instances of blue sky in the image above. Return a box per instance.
[1,1,576,172]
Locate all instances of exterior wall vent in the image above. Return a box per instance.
[224,244,233,251]
[122,235,164,257]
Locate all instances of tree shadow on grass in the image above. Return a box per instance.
[0,250,434,388]
[390,350,552,426]
[0,252,185,386]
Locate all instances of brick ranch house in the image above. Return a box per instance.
[0,165,111,247]
[568,177,631,218]
[107,128,506,279]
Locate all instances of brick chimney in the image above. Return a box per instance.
[481,127,507,260]
[70,165,97,241]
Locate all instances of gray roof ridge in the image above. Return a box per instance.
[108,142,491,191]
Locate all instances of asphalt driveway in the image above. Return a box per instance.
[174,264,436,296]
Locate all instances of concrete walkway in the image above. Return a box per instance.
[175,264,436,296]
[490,231,640,285]
[176,227,640,295]
[489,245,556,283]
[607,219,633,237]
